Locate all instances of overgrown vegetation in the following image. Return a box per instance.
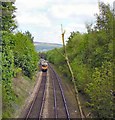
[47,2,114,118]
[13,32,38,78]
[1,2,38,118]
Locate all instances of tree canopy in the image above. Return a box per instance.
[1,2,38,118]
[47,2,114,118]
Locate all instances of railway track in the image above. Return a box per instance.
[24,64,72,119]
[49,64,70,119]
[25,72,47,119]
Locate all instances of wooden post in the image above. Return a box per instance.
[61,25,85,119]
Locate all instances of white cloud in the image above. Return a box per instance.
[15,0,49,10]
[65,23,85,33]
[63,23,86,41]
[15,0,52,28]
[49,4,99,19]
[101,0,114,5]
[15,0,114,44]
[16,13,51,27]
[32,25,62,44]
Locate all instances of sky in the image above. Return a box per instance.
[15,0,114,44]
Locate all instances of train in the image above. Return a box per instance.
[39,58,48,72]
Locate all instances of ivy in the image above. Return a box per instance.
[2,32,15,108]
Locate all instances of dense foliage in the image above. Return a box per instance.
[1,2,17,32]
[1,2,16,117]
[13,32,38,78]
[2,32,15,113]
[1,2,38,118]
[47,2,114,118]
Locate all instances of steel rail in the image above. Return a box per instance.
[50,66,58,118]
[55,70,70,120]
[25,76,43,120]
[49,64,70,119]
[25,72,47,119]
[39,74,47,119]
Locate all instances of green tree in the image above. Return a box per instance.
[1,2,38,117]
[1,2,17,32]
[13,32,38,78]
[2,31,15,117]
[86,62,113,118]
[46,2,114,118]
[1,2,17,116]
[24,31,34,43]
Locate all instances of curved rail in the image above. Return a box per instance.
[49,64,70,119]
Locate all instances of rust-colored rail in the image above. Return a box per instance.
[25,72,47,119]
[49,64,70,119]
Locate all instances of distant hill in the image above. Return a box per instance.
[34,42,62,52]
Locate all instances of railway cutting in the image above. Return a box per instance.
[23,63,81,119]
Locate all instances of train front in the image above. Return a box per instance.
[41,62,48,72]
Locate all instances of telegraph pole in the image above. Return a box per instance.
[61,24,85,119]
[61,24,66,55]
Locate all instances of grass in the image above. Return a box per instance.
[2,72,38,118]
